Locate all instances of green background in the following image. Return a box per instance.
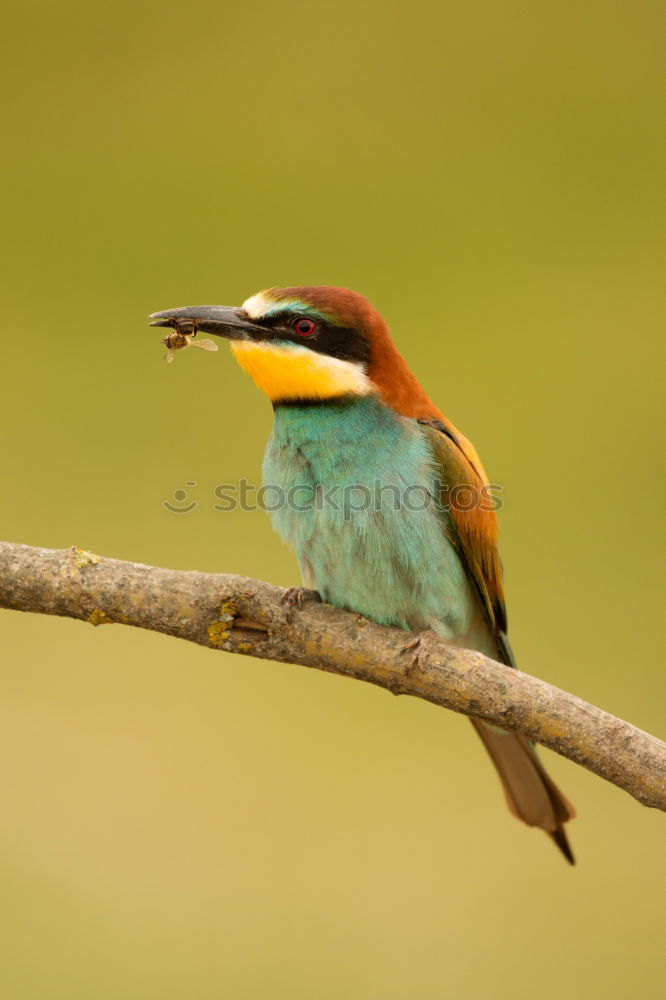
[1,1,663,997]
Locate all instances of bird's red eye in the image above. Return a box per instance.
[293,318,316,337]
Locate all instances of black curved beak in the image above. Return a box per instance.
[149,305,266,340]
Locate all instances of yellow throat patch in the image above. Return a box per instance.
[230,341,369,402]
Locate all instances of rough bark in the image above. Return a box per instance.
[0,541,664,810]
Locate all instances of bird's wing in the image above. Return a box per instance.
[419,418,575,861]
[418,418,508,642]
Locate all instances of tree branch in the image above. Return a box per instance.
[1,541,664,810]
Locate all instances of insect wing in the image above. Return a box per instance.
[190,338,219,352]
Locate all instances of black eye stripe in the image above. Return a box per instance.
[254,313,371,367]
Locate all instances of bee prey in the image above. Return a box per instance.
[161,321,219,364]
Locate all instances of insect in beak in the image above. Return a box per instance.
[160,319,219,364]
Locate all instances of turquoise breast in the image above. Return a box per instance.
[263,394,477,638]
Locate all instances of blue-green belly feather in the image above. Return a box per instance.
[263,395,479,640]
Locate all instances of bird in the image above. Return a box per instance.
[150,286,576,863]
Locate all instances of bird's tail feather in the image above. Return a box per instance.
[471,719,576,864]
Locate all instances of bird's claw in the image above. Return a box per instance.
[401,629,439,675]
[280,587,321,620]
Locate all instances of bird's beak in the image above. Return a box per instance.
[149,305,266,341]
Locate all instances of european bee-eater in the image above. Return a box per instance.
[150,286,576,863]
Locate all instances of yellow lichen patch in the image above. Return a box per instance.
[207,600,239,646]
[236,641,253,654]
[62,547,102,580]
[218,601,238,621]
[88,608,113,626]
[72,547,101,569]
[207,622,230,646]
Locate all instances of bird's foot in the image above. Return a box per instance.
[401,629,440,675]
[280,587,321,621]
